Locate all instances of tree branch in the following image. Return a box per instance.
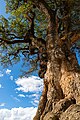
[0,37,26,44]
[5,33,23,39]
[0,35,46,49]
[32,0,54,19]
[8,47,29,56]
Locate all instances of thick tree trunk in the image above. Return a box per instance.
[42,54,80,120]
[34,23,80,120]
[34,46,80,120]
[33,1,80,120]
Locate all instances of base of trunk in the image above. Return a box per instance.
[34,58,80,120]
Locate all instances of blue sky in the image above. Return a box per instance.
[0,0,43,119]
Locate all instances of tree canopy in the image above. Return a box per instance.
[0,0,80,77]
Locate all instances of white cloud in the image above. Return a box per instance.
[31,100,39,107]
[26,94,39,99]
[31,94,40,106]
[6,69,11,75]
[31,94,40,99]
[15,76,43,106]
[34,100,39,104]
[26,94,40,106]
[18,94,25,98]
[0,103,5,107]
[15,76,43,93]
[0,107,37,120]
[10,76,13,80]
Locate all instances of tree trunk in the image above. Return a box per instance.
[34,42,80,120]
[33,1,80,120]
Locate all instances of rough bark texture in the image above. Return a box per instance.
[33,0,80,120]
[34,49,80,120]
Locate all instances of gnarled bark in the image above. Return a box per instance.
[33,0,80,120]
[34,45,80,120]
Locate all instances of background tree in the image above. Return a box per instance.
[0,0,80,120]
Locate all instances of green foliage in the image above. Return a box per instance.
[0,0,80,73]
[34,8,47,39]
[11,2,33,16]
[0,43,25,67]
[0,0,48,72]
[2,0,48,38]
[5,0,24,13]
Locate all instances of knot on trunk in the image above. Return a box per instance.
[54,45,65,59]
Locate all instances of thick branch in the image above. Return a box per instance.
[32,0,54,19]
[0,37,26,44]
[0,36,46,48]
[59,32,80,48]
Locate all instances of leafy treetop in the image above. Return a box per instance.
[0,0,80,77]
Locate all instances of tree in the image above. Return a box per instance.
[0,0,80,120]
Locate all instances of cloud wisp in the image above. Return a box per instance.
[0,103,5,107]
[18,94,25,98]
